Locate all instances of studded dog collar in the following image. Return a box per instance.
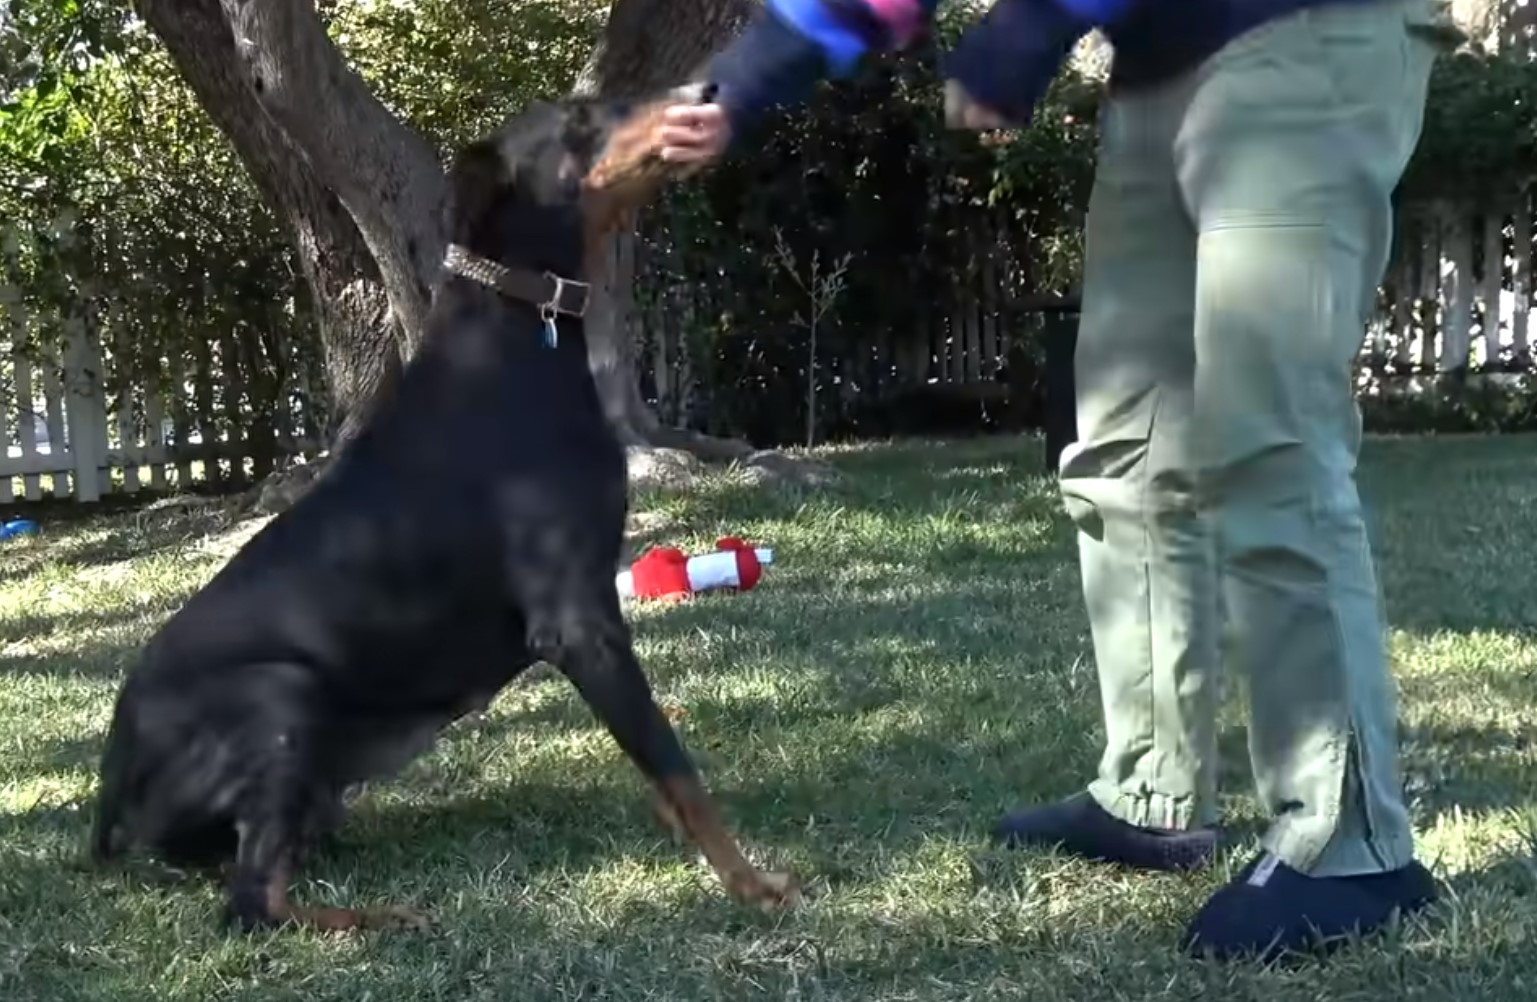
[442,244,590,346]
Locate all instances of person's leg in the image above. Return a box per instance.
[996,71,1222,871]
[1171,0,1449,960]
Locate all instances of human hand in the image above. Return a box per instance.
[657,99,732,165]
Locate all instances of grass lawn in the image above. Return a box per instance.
[2,433,1534,1001]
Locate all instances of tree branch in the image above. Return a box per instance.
[573,0,751,98]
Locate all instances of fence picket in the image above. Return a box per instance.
[1441,210,1475,370]
[220,329,242,485]
[1481,208,1507,366]
[114,321,142,494]
[1,301,20,504]
[15,352,40,501]
[42,347,68,498]
[167,350,193,488]
[62,310,104,502]
[1514,187,1532,360]
[145,371,169,492]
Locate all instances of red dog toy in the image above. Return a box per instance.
[616,536,773,602]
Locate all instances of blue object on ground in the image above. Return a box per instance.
[0,519,39,541]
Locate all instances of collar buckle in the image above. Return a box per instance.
[543,272,589,319]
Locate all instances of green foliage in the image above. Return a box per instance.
[4,0,1534,453]
[638,33,1537,446]
[635,17,1100,446]
[1400,47,1537,203]
[2,3,307,448]
[0,0,601,443]
[327,0,604,152]
[0,0,125,172]
[1360,372,1537,435]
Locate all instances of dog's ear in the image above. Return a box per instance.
[444,139,513,236]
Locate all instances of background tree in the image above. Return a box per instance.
[128,0,756,470]
[5,0,1531,507]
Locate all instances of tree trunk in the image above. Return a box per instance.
[217,0,447,355]
[572,0,758,460]
[140,0,826,502]
[134,0,402,447]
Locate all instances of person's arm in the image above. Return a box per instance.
[941,0,1112,125]
[705,0,1126,136]
[704,0,939,134]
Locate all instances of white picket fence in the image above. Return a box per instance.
[3,193,1534,505]
[0,294,326,504]
[1369,196,1534,377]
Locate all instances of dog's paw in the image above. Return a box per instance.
[728,869,802,912]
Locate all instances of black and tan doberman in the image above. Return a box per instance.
[91,87,799,932]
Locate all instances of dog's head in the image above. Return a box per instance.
[444,85,713,279]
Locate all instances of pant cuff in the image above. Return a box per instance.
[1264,818,1417,877]
[1088,780,1212,831]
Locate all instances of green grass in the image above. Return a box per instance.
[2,433,1535,1001]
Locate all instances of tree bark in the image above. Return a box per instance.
[134,0,402,446]
[141,0,804,492]
[573,0,752,98]
[217,0,447,355]
[572,0,755,458]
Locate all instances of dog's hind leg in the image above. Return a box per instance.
[221,665,429,934]
[539,610,800,910]
[226,760,429,934]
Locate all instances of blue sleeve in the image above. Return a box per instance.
[704,0,942,132]
[705,0,1130,134]
[1055,0,1136,19]
[941,0,1112,125]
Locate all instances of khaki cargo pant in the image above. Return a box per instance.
[1059,0,1455,876]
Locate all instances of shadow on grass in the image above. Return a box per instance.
[0,640,140,685]
[8,560,1524,902]
[0,604,154,654]
[35,503,238,574]
[1360,435,1537,637]
[23,733,106,775]
[0,593,1077,946]
[0,844,207,1002]
[638,435,1063,524]
[0,490,183,529]
[1,645,1533,997]
[1398,660,1537,829]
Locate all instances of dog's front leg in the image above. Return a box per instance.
[547,619,800,911]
